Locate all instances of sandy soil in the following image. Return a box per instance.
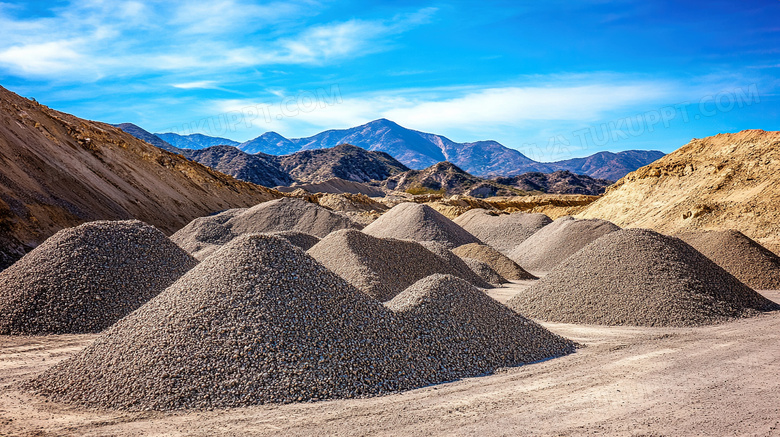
[1,286,778,436]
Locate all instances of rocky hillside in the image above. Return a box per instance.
[278,143,409,183]
[156,132,239,149]
[0,86,280,270]
[494,170,613,195]
[114,123,182,154]
[382,162,522,197]
[579,130,780,252]
[552,150,666,181]
[185,146,294,187]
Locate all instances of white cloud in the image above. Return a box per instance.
[172,80,219,89]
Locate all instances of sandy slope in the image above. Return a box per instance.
[1,285,778,436]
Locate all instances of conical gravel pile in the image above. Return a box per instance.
[28,234,424,410]
[508,216,620,272]
[453,243,536,280]
[171,198,360,259]
[363,202,481,249]
[676,229,780,290]
[307,230,489,302]
[461,258,508,285]
[454,209,552,253]
[386,274,576,381]
[419,241,492,289]
[0,220,197,335]
[507,229,780,327]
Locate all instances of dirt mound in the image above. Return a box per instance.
[452,243,536,280]
[418,241,492,289]
[0,220,197,335]
[508,216,620,272]
[461,258,507,285]
[676,229,780,290]
[171,198,361,259]
[453,209,552,253]
[507,229,780,327]
[307,230,489,301]
[28,234,424,410]
[386,274,576,380]
[578,130,780,253]
[363,202,480,248]
[0,85,280,271]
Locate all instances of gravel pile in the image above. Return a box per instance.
[363,202,481,249]
[453,209,552,253]
[419,241,492,289]
[452,243,537,280]
[507,229,780,327]
[508,216,620,272]
[0,220,197,335]
[461,258,508,285]
[171,198,360,259]
[307,230,489,301]
[29,234,424,410]
[265,231,320,251]
[676,229,780,290]
[386,274,576,381]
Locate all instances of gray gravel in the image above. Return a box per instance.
[28,236,575,411]
[171,197,360,259]
[363,202,481,249]
[419,241,492,289]
[508,216,620,272]
[386,274,576,381]
[507,228,780,327]
[307,230,490,302]
[461,258,508,285]
[676,229,780,290]
[0,220,197,335]
[453,243,536,280]
[265,231,320,251]
[453,209,552,253]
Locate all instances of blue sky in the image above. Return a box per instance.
[0,0,778,161]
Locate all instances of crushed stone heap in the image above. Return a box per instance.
[362,202,481,248]
[0,220,197,335]
[453,243,536,280]
[507,229,780,327]
[453,209,552,253]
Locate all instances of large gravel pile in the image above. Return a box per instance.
[676,229,780,290]
[461,258,508,285]
[29,234,424,410]
[508,216,620,272]
[453,209,552,253]
[507,229,780,327]
[363,202,481,248]
[265,231,320,251]
[453,243,536,280]
[171,197,360,259]
[419,240,492,289]
[0,220,197,335]
[308,230,489,301]
[386,274,576,381]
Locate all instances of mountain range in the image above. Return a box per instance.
[150,118,664,181]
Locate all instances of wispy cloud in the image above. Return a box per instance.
[172,80,220,89]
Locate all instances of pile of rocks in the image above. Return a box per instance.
[507,229,780,327]
[453,209,552,253]
[461,258,508,285]
[508,216,620,272]
[363,202,481,248]
[453,243,536,280]
[0,220,197,334]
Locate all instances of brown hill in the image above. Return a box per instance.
[381,161,521,197]
[578,130,780,253]
[0,86,280,270]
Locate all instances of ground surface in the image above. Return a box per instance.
[1,286,778,436]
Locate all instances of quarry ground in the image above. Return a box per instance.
[1,286,778,437]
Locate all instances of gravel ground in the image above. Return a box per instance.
[461,258,508,285]
[386,274,575,382]
[676,229,780,290]
[0,220,197,335]
[508,228,780,326]
[453,243,536,280]
[307,230,490,301]
[508,216,620,272]
[171,198,360,259]
[363,203,481,249]
[453,209,552,253]
[419,241,492,289]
